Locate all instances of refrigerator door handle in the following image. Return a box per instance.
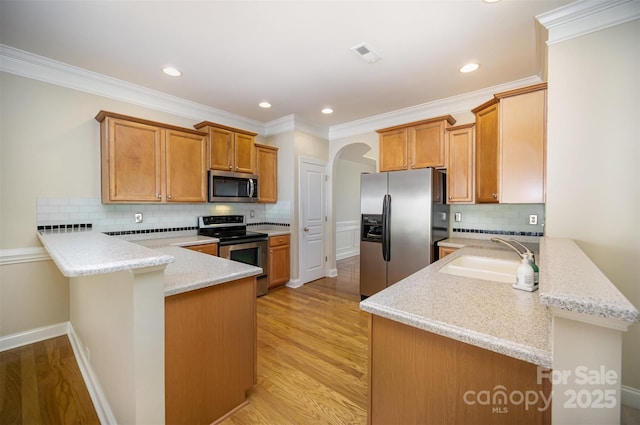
[382,194,391,261]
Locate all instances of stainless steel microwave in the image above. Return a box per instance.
[208,170,259,203]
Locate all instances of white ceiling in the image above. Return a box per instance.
[0,0,571,129]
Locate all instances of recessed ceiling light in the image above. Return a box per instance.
[459,63,480,73]
[482,0,501,3]
[321,107,334,114]
[259,101,272,109]
[162,66,182,77]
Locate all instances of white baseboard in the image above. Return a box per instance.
[622,385,640,410]
[0,322,68,351]
[67,324,116,425]
[328,268,338,277]
[285,278,303,289]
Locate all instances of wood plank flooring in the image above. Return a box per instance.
[0,335,99,425]
[220,255,369,425]
[3,256,640,424]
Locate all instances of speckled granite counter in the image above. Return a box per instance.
[249,225,290,237]
[360,244,552,367]
[361,236,639,368]
[38,231,262,296]
[134,238,262,296]
[38,230,174,277]
[539,238,639,323]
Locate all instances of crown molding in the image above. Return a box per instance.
[328,76,542,140]
[2,43,545,142]
[0,44,266,135]
[536,0,640,45]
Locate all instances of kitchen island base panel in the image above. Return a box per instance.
[368,315,551,425]
[165,276,257,425]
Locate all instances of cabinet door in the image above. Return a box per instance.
[165,129,207,203]
[409,120,446,169]
[268,235,290,288]
[104,118,162,202]
[233,133,255,173]
[379,128,408,172]
[475,103,499,203]
[447,125,475,204]
[438,246,458,259]
[255,144,278,203]
[500,89,546,203]
[208,127,233,171]
[184,243,218,256]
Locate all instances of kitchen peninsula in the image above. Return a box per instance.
[361,237,638,425]
[37,229,262,425]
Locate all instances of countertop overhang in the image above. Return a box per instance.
[38,230,263,296]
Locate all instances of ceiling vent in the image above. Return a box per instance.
[351,42,382,64]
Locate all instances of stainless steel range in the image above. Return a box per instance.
[198,215,269,296]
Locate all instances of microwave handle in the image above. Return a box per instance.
[248,179,255,198]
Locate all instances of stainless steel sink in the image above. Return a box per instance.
[439,255,519,283]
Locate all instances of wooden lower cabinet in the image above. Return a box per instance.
[368,315,551,425]
[165,277,256,425]
[268,234,290,289]
[438,246,458,259]
[183,243,218,256]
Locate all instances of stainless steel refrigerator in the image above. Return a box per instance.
[360,168,449,298]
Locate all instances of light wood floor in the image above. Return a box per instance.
[0,335,99,424]
[3,255,639,425]
[220,255,369,425]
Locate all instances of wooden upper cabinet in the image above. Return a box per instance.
[498,87,546,204]
[255,143,278,203]
[379,128,408,171]
[96,111,207,203]
[165,129,207,203]
[194,121,257,174]
[377,115,455,172]
[409,119,450,169]
[234,132,256,174]
[472,83,547,204]
[446,123,475,204]
[473,99,499,203]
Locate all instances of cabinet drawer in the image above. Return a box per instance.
[184,243,218,256]
[269,234,290,247]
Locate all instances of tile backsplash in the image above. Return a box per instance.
[449,203,545,240]
[36,198,290,233]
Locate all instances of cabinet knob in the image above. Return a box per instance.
[156,193,161,199]
[167,194,172,200]
[448,195,452,200]
[492,193,498,199]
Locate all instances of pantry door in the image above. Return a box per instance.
[299,158,326,285]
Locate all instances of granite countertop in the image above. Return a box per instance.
[539,238,639,323]
[250,225,291,237]
[38,230,262,297]
[361,236,639,368]
[38,230,174,277]
[360,244,552,367]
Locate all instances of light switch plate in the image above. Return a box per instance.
[454,212,462,222]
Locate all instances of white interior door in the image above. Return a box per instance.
[299,158,326,284]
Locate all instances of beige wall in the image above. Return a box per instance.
[0,260,69,336]
[0,72,216,338]
[546,19,640,389]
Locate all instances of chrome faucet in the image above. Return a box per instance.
[490,237,525,258]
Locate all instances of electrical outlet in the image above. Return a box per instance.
[135,213,143,223]
[529,214,538,225]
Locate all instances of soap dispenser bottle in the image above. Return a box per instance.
[524,252,539,285]
[516,257,534,288]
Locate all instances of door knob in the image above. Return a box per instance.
[304,227,309,232]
